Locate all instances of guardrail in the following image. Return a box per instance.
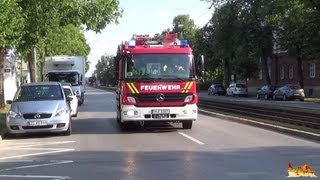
[198,97,320,132]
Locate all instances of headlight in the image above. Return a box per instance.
[8,110,22,118]
[55,108,68,117]
[184,95,193,103]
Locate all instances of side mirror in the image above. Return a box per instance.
[66,96,73,102]
[196,55,205,82]
[6,100,12,104]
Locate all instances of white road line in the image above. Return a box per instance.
[1,147,72,151]
[178,132,205,145]
[0,160,73,172]
[0,175,70,179]
[0,149,75,160]
[2,141,76,149]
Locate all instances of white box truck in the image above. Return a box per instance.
[44,55,85,105]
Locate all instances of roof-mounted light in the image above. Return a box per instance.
[128,40,136,48]
[180,40,189,48]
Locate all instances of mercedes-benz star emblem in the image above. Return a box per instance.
[34,113,41,119]
[156,94,165,102]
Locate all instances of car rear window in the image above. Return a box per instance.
[236,84,247,88]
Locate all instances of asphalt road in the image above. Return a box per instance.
[0,87,319,180]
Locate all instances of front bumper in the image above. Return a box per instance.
[120,104,198,123]
[6,113,70,134]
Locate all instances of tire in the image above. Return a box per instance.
[73,109,78,117]
[5,132,20,139]
[182,121,193,129]
[62,121,72,136]
[273,95,276,100]
[300,98,304,102]
[232,92,235,97]
[282,94,287,101]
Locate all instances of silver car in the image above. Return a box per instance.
[6,82,72,136]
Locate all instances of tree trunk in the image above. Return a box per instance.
[0,47,5,108]
[27,47,36,82]
[262,56,271,84]
[223,58,231,88]
[274,54,279,85]
[297,47,304,89]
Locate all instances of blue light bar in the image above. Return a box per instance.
[128,40,136,48]
[180,40,189,47]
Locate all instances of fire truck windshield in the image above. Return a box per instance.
[125,54,194,80]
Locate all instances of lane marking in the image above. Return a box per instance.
[178,132,205,145]
[0,160,73,172]
[1,141,76,149]
[0,175,70,179]
[0,149,75,160]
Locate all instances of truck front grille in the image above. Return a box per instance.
[133,93,189,103]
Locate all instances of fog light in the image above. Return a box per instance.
[192,110,197,114]
[10,126,19,130]
[57,123,66,128]
[183,110,188,114]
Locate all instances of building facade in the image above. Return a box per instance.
[248,54,320,97]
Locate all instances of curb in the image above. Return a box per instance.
[199,109,320,142]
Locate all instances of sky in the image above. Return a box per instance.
[84,0,213,77]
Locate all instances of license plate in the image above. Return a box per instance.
[28,121,47,126]
[152,109,170,114]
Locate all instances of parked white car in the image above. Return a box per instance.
[226,83,248,97]
[62,84,79,117]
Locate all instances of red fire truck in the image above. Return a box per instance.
[115,34,204,130]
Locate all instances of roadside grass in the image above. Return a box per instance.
[0,107,8,135]
[305,97,320,102]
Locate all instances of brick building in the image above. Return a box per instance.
[247,54,320,97]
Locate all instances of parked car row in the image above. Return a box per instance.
[208,83,305,101]
[5,81,79,137]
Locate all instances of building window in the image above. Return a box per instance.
[309,63,315,78]
[259,69,262,80]
[288,65,293,79]
[280,65,284,80]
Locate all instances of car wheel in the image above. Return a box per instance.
[62,121,72,136]
[232,92,235,97]
[73,109,78,117]
[256,94,260,99]
[182,120,192,129]
[264,94,268,100]
[300,98,304,102]
[283,94,287,101]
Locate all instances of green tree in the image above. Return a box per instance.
[0,0,24,107]
[95,55,116,86]
[16,0,122,82]
[172,15,198,46]
[272,0,320,88]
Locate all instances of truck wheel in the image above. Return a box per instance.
[182,121,193,129]
[119,121,130,131]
